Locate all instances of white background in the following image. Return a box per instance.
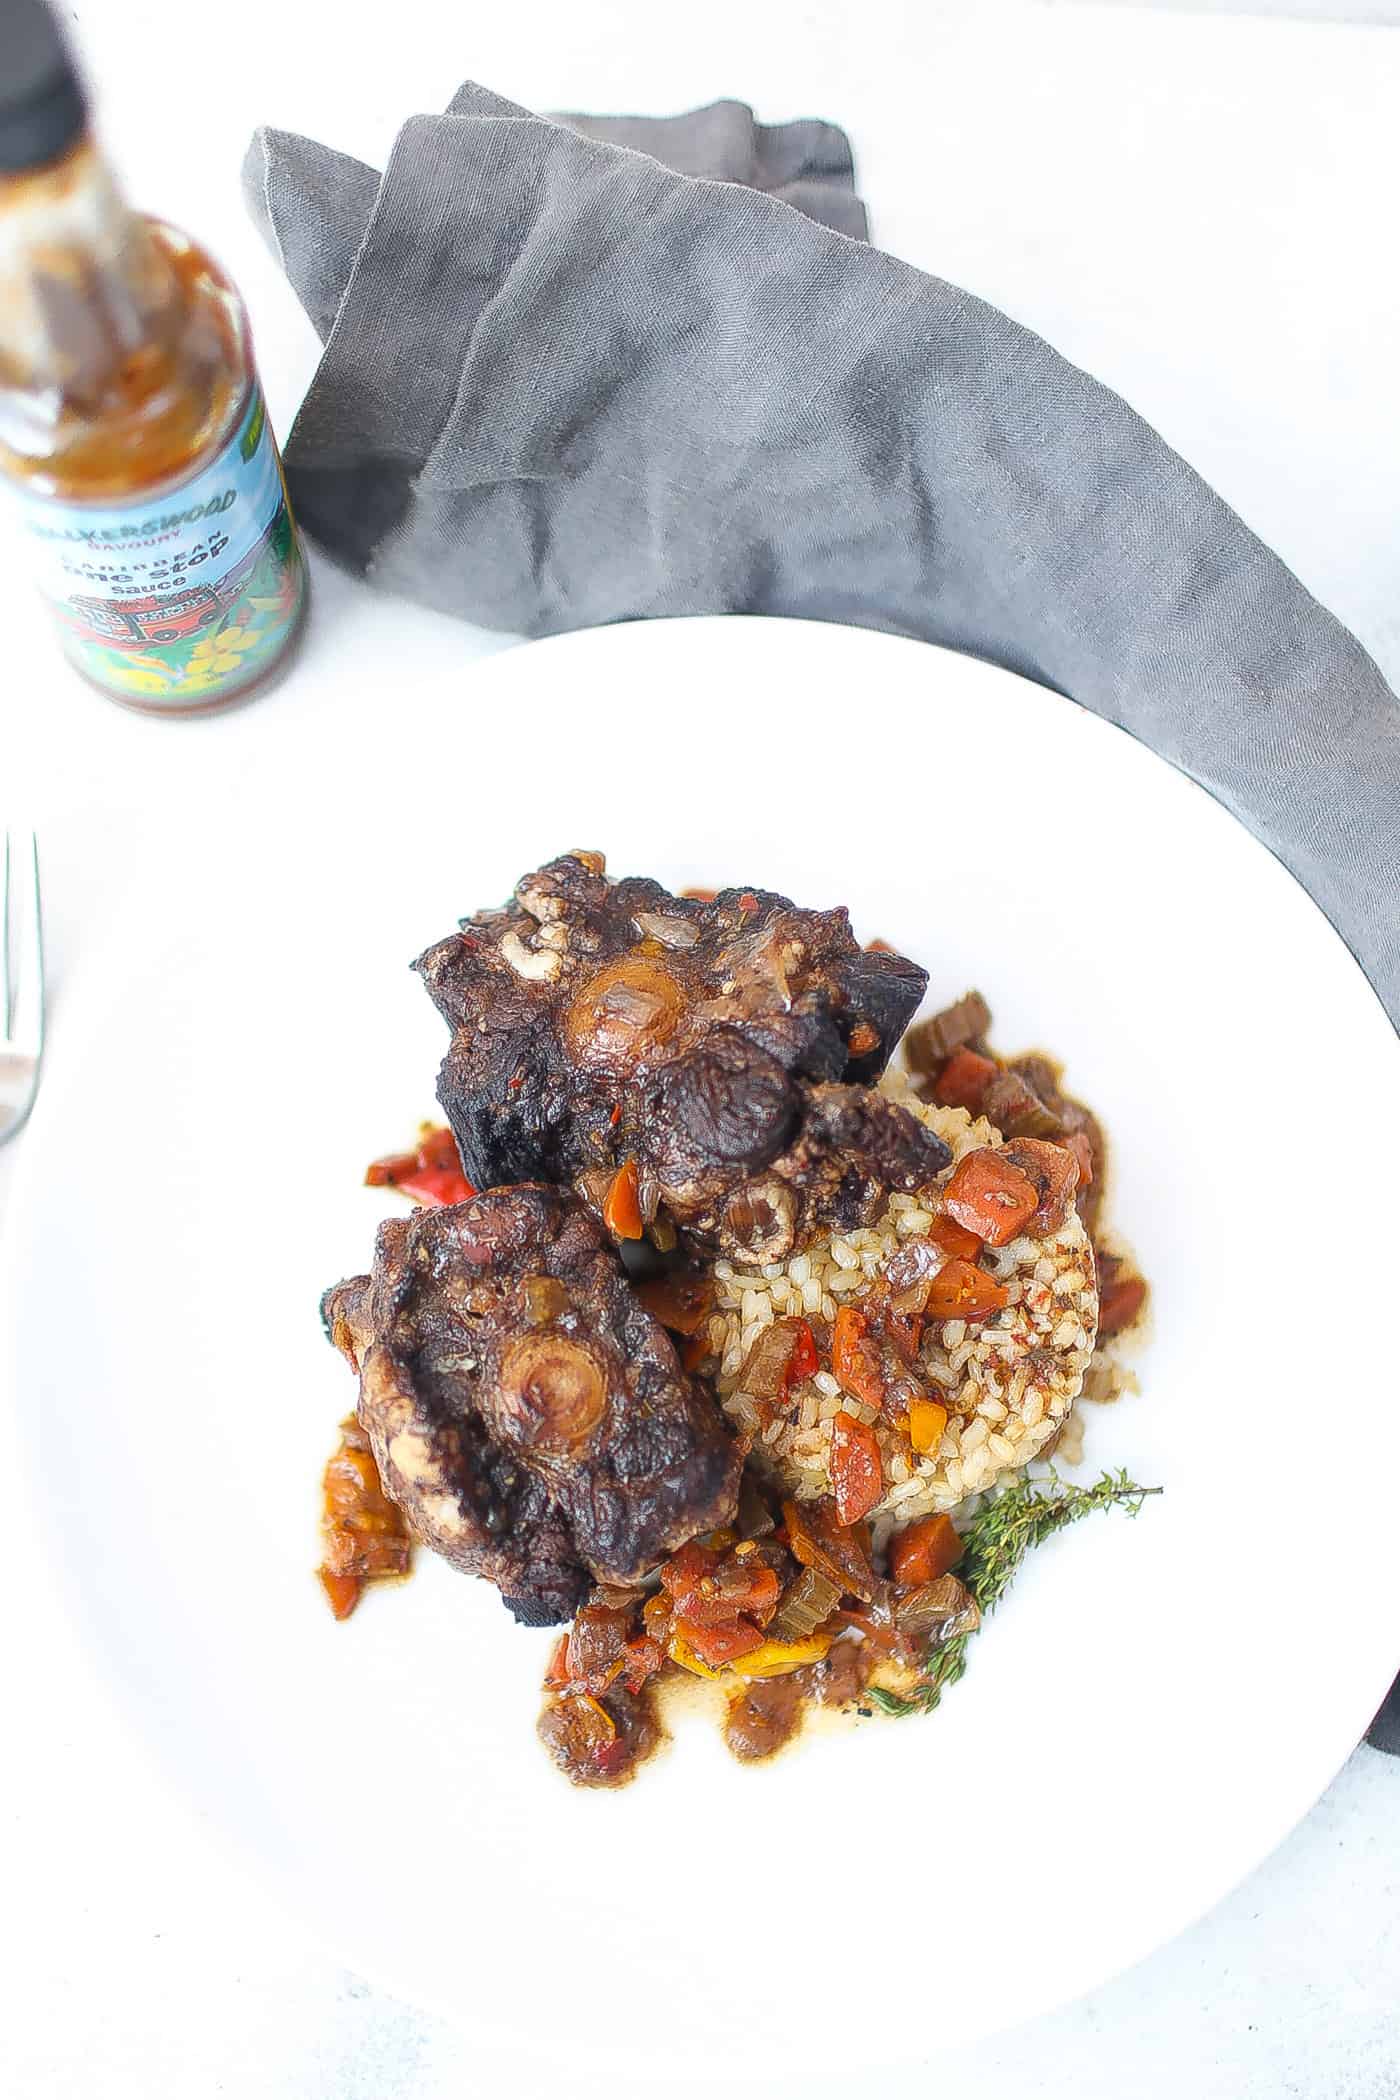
[3,1,1398,2094]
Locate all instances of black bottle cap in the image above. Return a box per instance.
[0,0,89,174]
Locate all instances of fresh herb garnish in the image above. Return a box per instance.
[869,1467,1160,1718]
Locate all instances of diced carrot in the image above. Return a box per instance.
[680,886,717,902]
[925,1258,1010,1321]
[832,1305,885,1408]
[544,1633,572,1688]
[907,1397,949,1456]
[603,1159,644,1240]
[786,1319,819,1387]
[676,1616,766,1667]
[865,937,895,954]
[829,1413,884,1526]
[929,1213,984,1261]
[934,1046,999,1114]
[318,1567,362,1620]
[1098,1274,1147,1337]
[847,1021,881,1059]
[943,1148,1040,1247]
[889,1513,963,1587]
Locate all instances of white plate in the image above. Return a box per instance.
[6,617,1399,2075]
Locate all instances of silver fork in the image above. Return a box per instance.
[1,831,44,1146]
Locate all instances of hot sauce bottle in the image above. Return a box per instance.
[0,0,306,714]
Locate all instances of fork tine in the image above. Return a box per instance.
[2,831,11,1041]
[3,831,44,1059]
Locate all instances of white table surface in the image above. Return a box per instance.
[4,2,1398,2094]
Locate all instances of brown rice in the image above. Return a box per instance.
[704,1077,1099,1539]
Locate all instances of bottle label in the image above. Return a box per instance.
[14,387,305,705]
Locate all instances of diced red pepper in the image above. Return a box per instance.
[943,1148,1040,1247]
[364,1149,419,1189]
[1098,1273,1147,1337]
[925,1258,1010,1321]
[832,1305,885,1408]
[889,1512,963,1587]
[934,1045,999,1114]
[929,1213,984,1261]
[676,1616,766,1667]
[659,1538,719,1601]
[395,1164,475,1207]
[603,1159,644,1240]
[663,1545,782,1627]
[365,1126,475,1207]
[417,1127,462,1172]
[786,1319,819,1387]
[829,1413,884,1526]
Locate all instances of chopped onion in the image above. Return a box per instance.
[522,1276,569,1326]
[735,1321,799,1404]
[633,911,700,948]
[894,1573,980,1641]
[768,1567,841,1644]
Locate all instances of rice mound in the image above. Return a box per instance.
[706,1077,1099,1536]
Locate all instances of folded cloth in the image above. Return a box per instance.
[248,81,1399,1748]
[243,82,1400,1041]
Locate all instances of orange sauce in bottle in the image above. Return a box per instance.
[0,1,307,714]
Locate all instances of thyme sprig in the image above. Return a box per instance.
[866,1467,1160,1719]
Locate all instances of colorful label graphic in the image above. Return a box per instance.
[15,387,305,704]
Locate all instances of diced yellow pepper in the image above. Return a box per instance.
[668,1634,724,1680]
[727,1634,833,1680]
[908,1398,949,1456]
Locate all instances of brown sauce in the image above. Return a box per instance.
[326,988,1151,1790]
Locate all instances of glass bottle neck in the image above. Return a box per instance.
[0,137,180,413]
[0,136,250,499]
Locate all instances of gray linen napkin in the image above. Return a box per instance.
[244,80,1399,1034]
[244,86,1400,1746]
